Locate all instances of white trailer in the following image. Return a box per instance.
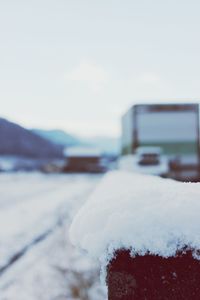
[121,103,200,181]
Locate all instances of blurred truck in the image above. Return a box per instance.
[121,103,200,181]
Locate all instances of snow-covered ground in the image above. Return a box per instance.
[0,172,106,300]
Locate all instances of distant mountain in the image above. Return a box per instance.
[0,118,63,158]
[33,129,80,147]
[34,128,120,155]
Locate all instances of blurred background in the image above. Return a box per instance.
[1,0,200,299]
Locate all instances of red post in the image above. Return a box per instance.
[107,249,200,300]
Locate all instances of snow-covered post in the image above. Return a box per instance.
[70,171,200,299]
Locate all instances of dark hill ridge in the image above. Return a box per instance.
[0,118,63,158]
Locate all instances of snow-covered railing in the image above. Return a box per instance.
[70,171,200,299]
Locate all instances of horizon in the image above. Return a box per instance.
[2,98,200,139]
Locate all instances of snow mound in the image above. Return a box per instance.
[69,171,200,265]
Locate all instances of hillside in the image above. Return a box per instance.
[33,129,80,147]
[0,118,63,158]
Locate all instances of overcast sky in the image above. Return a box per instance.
[1,0,200,137]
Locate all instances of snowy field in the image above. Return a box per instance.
[0,172,107,300]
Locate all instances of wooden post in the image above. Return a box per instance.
[107,249,200,300]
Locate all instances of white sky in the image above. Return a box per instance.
[1,0,200,137]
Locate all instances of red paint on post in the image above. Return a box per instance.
[107,250,200,300]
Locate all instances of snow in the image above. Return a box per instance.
[0,222,107,300]
[70,171,200,269]
[64,146,102,157]
[0,173,99,271]
[0,172,106,300]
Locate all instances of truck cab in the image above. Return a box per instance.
[118,146,169,177]
[136,147,161,166]
[134,146,169,176]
